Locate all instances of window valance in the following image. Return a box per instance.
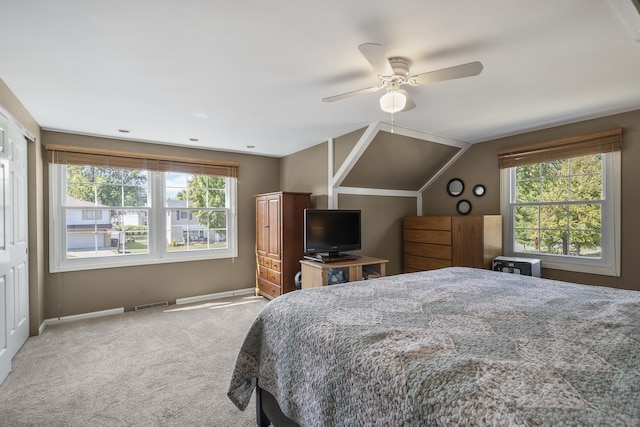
[45,144,239,177]
[496,128,622,169]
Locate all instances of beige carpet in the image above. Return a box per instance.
[0,295,268,427]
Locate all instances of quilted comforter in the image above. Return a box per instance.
[228,267,640,426]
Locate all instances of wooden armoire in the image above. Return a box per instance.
[403,215,502,273]
[255,192,311,299]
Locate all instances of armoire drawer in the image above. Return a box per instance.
[267,270,281,285]
[258,265,281,285]
[258,277,281,299]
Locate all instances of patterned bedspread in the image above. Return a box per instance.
[228,267,640,426]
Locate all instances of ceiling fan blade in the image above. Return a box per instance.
[409,61,483,86]
[322,85,383,103]
[358,43,394,76]
[400,90,416,112]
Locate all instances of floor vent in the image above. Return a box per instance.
[135,301,169,311]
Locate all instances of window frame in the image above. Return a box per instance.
[49,164,238,273]
[500,151,620,276]
[158,172,236,261]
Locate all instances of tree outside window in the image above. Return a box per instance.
[513,154,603,258]
[166,173,229,251]
[65,165,149,257]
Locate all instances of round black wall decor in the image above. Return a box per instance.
[473,184,486,197]
[456,199,472,215]
[447,178,464,196]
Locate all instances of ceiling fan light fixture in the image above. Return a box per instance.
[379,90,407,113]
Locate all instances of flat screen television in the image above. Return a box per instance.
[303,209,361,259]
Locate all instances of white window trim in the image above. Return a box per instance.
[500,151,620,277]
[49,165,238,273]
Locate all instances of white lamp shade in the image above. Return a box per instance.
[380,90,407,113]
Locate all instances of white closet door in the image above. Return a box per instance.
[0,114,29,384]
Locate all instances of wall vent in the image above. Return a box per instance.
[134,301,169,311]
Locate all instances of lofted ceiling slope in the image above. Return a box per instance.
[338,130,462,191]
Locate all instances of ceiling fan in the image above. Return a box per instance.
[322,43,484,114]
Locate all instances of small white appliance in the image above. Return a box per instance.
[492,256,541,277]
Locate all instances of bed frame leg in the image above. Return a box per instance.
[255,381,271,427]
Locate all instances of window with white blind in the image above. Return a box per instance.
[47,145,238,272]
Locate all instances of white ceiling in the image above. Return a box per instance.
[1,1,640,157]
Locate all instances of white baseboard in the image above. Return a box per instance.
[37,288,256,334]
[40,307,125,333]
[175,287,255,305]
[38,321,47,336]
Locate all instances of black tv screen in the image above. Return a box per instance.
[304,209,361,255]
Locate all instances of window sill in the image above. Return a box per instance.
[49,249,237,273]
[508,252,620,277]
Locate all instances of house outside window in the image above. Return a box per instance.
[48,148,238,272]
[499,129,621,277]
[165,172,230,251]
[81,209,103,220]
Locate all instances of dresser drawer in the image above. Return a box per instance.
[258,277,281,299]
[404,254,452,271]
[262,257,272,268]
[404,242,451,260]
[404,229,451,245]
[270,259,281,272]
[267,270,281,285]
[404,216,451,231]
[258,265,269,280]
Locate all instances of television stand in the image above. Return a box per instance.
[303,253,359,263]
[299,256,388,288]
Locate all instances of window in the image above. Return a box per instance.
[81,210,103,220]
[499,129,621,276]
[165,172,230,251]
[48,146,238,272]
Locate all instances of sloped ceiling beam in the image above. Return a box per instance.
[330,122,381,189]
[328,121,470,211]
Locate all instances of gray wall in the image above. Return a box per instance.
[4,73,640,328]
[280,141,329,208]
[281,110,640,291]
[43,131,281,317]
[280,132,419,276]
[337,194,415,275]
[422,109,640,291]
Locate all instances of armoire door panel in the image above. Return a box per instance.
[267,196,281,259]
[256,197,268,255]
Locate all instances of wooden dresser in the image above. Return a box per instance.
[255,191,311,299]
[403,215,502,273]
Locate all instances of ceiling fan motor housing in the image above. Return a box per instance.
[388,57,411,78]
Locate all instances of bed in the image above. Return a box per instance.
[228,267,640,426]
